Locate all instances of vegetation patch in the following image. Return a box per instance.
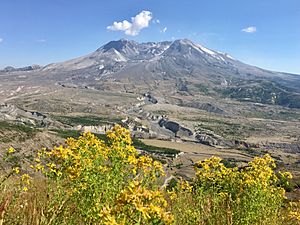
[51,115,122,126]
[0,121,38,143]
[217,81,300,109]
[195,118,249,140]
[242,110,300,121]
[132,138,180,156]
[193,83,210,94]
[220,158,239,168]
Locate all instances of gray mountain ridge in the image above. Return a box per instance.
[1,38,300,108]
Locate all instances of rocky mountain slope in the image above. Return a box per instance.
[3,38,299,108]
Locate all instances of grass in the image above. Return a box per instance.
[220,158,239,168]
[50,129,83,139]
[0,121,35,133]
[242,110,300,121]
[193,83,210,94]
[195,118,249,140]
[132,138,180,156]
[0,121,38,143]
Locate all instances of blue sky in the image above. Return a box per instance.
[0,0,299,74]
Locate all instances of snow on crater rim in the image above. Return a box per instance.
[196,44,216,55]
[216,51,235,60]
[225,54,235,60]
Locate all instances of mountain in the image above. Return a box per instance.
[1,39,300,108]
[0,65,41,72]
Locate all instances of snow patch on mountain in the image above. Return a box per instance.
[196,44,216,55]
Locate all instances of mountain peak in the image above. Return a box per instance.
[173,38,193,44]
[165,38,201,54]
[98,39,138,53]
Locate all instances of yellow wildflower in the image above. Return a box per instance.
[13,167,20,174]
[7,147,15,154]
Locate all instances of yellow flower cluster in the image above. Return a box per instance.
[169,154,295,225]
[12,167,20,174]
[20,173,31,192]
[288,201,300,223]
[5,147,32,192]
[128,154,165,178]
[32,125,164,183]
[243,154,277,188]
[27,124,170,223]
[101,180,173,224]
[194,154,291,198]
[195,156,238,190]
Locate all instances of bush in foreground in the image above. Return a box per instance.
[1,125,172,224]
[1,125,300,224]
[169,155,297,225]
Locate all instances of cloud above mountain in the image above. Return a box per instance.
[242,26,257,33]
[107,10,153,36]
[161,27,167,33]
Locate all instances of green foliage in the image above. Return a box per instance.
[166,178,178,191]
[195,118,248,140]
[218,80,300,109]
[0,121,38,143]
[193,83,210,94]
[220,158,238,168]
[50,129,82,139]
[132,138,180,156]
[242,110,300,121]
[0,121,35,133]
[169,155,296,225]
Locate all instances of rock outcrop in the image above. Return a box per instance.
[158,118,193,138]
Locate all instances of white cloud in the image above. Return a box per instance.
[107,10,153,36]
[242,26,257,33]
[155,19,160,24]
[161,27,167,33]
[0,38,3,43]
